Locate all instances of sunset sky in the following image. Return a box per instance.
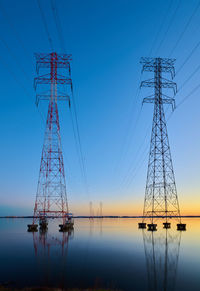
[0,0,200,216]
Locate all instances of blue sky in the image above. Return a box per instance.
[0,0,200,216]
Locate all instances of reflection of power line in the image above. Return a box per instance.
[142,227,181,291]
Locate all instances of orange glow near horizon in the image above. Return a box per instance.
[71,198,200,216]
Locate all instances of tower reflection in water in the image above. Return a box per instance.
[142,224,182,291]
[32,227,73,288]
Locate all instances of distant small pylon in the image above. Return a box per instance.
[99,202,103,218]
[89,201,93,219]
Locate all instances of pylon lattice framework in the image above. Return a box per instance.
[140,57,181,222]
[33,52,72,224]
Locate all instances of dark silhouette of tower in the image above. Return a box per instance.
[138,57,186,231]
[28,52,73,232]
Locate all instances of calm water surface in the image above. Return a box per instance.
[0,218,200,290]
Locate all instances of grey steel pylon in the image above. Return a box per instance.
[140,57,181,225]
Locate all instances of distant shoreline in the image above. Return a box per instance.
[1,215,200,219]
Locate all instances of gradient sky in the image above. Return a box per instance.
[0,0,200,216]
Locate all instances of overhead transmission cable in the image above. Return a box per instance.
[166,82,200,123]
[169,0,200,57]
[155,0,181,55]
[176,38,200,76]
[70,82,89,194]
[50,0,89,194]
[37,0,54,51]
[177,82,200,109]
[149,0,173,57]
[36,0,78,183]
[119,126,150,191]
[166,1,200,110]
[123,146,149,191]
[50,0,65,52]
[115,73,142,175]
[177,63,200,93]
[123,0,200,191]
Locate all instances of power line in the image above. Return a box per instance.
[155,0,181,55]
[69,107,88,190]
[149,0,173,57]
[37,0,54,51]
[0,0,76,192]
[114,74,142,175]
[168,52,200,115]
[123,147,149,191]
[116,104,143,180]
[176,82,200,109]
[176,38,200,76]
[70,80,90,195]
[50,0,66,52]
[169,0,200,57]
[165,75,200,122]
[165,83,199,125]
[177,63,200,93]
[119,126,150,191]
[49,0,89,195]
[121,101,176,192]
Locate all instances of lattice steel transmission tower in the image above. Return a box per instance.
[99,201,103,218]
[28,52,74,232]
[138,57,186,231]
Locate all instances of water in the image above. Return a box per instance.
[0,218,200,291]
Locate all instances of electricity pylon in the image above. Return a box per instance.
[28,52,74,232]
[99,201,103,218]
[138,57,186,231]
[89,201,93,219]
